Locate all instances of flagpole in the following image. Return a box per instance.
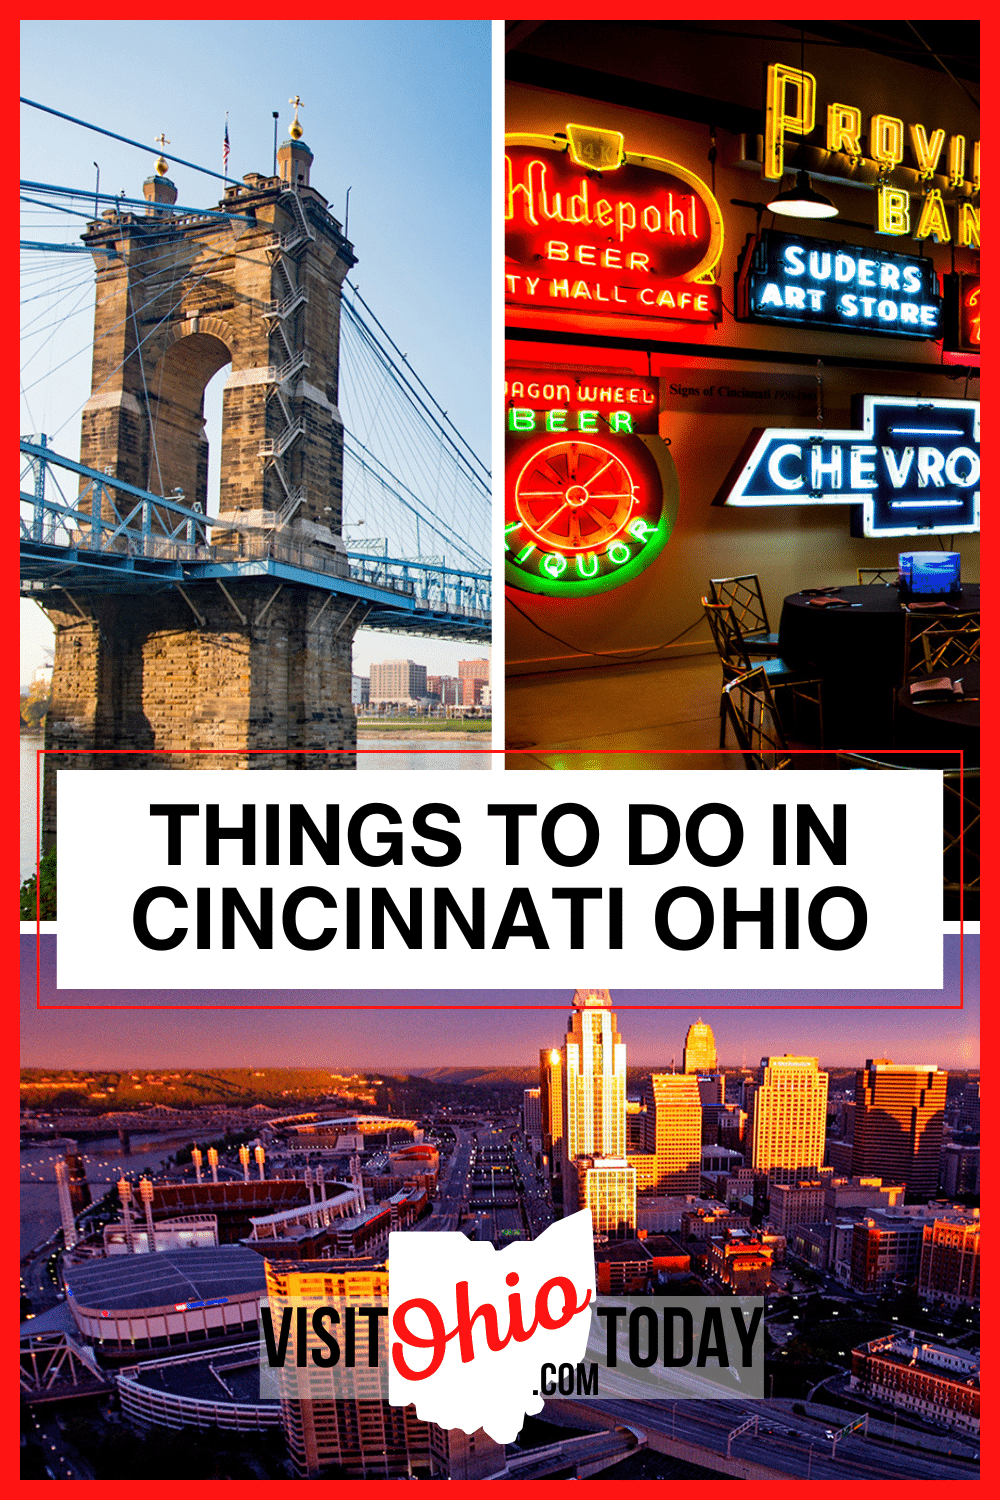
[222,111,230,185]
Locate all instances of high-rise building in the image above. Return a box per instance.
[957,1080,980,1133]
[918,1212,980,1309]
[555,990,632,1235]
[852,1060,947,1200]
[538,1047,563,1177]
[580,1157,636,1239]
[522,1087,542,1148]
[631,1073,702,1194]
[745,1056,829,1186]
[369,659,428,703]
[683,1019,718,1074]
[263,1259,504,1478]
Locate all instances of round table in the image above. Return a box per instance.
[896,662,980,762]
[777,583,980,750]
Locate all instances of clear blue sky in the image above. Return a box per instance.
[20,18,491,681]
[21,935,978,1071]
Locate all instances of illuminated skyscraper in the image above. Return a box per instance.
[555,990,632,1236]
[629,1074,703,1195]
[746,1056,829,1186]
[538,1047,563,1176]
[683,1019,718,1074]
[852,1060,947,1200]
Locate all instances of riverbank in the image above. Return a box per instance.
[357,721,491,738]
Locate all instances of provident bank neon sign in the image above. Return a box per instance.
[506,124,724,324]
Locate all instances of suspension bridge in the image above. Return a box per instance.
[21,98,492,836]
[20,98,491,642]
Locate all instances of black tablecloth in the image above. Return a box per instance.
[896,662,980,761]
[777,583,980,750]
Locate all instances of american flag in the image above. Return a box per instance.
[223,116,230,175]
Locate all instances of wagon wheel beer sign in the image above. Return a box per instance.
[504,370,678,596]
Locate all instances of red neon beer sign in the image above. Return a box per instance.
[506,126,724,327]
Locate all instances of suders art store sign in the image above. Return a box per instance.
[738,230,942,338]
[505,124,724,328]
[505,369,677,596]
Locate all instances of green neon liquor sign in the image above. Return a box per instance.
[504,416,678,596]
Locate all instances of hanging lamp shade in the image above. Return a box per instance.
[766,168,838,219]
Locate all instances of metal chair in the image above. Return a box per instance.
[836,753,979,907]
[722,668,793,769]
[708,574,779,653]
[856,566,898,585]
[703,597,824,750]
[902,610,981,681]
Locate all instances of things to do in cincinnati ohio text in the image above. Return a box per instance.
[130,799,868,955]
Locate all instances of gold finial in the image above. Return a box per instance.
[288,95,304,141]
[154,133,170,176]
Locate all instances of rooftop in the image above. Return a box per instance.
[64,1247,267,1312]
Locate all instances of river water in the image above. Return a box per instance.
[20,734,491,878]
[20,1132,198,1256]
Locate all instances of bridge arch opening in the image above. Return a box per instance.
[147,330,231,511]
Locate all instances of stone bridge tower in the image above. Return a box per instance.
[43,110,360,842]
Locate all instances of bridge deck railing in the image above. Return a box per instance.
[21,439,490,619]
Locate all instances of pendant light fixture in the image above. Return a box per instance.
[766,26,839,220]
[767,167,838,218]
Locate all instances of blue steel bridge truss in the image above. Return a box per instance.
[20,439,491,642]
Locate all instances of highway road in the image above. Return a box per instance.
[589,1396,977,1481]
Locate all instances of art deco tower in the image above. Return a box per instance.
[683,1018,718,1074]
[555,989,634,1236]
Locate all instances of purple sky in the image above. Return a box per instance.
[20,935,977,1071]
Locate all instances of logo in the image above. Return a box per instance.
[506,125,723,327]
[713,395,979,539]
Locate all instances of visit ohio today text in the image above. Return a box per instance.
[129,798,869,955]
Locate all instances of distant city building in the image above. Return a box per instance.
[918,1212,980,1309]
[850,1336,979,1436]
[940,1143,980,1197]
[768,1180,826,1233]
[538,1047,563,1177]
[630,1074,702,1195]
[426,674,461,705]
[852,1061,946,1200]
[957,1081,980,1133]
[522,1087,542,1152]
[849,1210,929,1295]
[351,675,370,706]
[370,659,428,702]
[457,658,490,706]
[683,1019,718,1074]
[745,1056,828,1185]
[681,1206,751,1240]
[708,1230,773,1293]
[823,1175,906,1220]
[594,1236,690,1294]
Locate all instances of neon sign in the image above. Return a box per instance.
[763,65,979,246]
[505,378,677,596]
[505,367,659,434]
[505,125,723,327]
[713,396,979,539]
[737,230,941,338]
[943,273,980,356]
